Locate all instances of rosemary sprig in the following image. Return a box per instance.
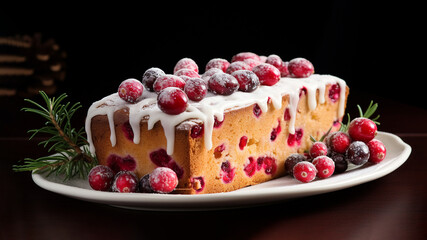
[339,100,380,132]
[13,91,97,180]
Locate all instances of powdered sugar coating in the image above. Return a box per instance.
[174,58,198,74]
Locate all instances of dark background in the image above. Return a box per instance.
[0,1,423,137]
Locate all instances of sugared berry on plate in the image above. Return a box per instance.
[231,52,261,62]
[88,165,115,191]
[142,67,165,92]
[118,78,144,103]
[329,152,348,174]
[226,61,251,74]
[285,153,307,175]
[153,74,186,93]
[288,58,314,78]
[139,174,154,193]
[348,117,377,143]
[205,58,230,73]
[293,161,317,183]
[112,171,139,193]
[367,139,387,164]
[157,87,189,115]
[149,167,179,193]
[231,70,260,92]
[252,63,281,86]
[309,141,328,158]
[184,78,207,101]
[346,141,370,165]
[328,131,351,154]
[312,156,335,179]
[174,57,198,74]
[208,72,239,95]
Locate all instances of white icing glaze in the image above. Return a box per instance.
[85,74,346,156]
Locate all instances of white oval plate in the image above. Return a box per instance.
[32,132,411,211]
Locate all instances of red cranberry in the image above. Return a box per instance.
[270,120,282,142]
[142,67,165,92]
[348,117,377,143]
[174,68,200,78]
[312,156,335,179]
[329,152,348,174]
[299,87,307,98]
[265,54,283,70]
[280,61,290,77]
[231,70,260,92]
[157,87,188,115]
[107,154,136,174]
[153,74,186,93]
[239,136,248,150]
[226,61,251,74]
[149,149,184,179]
[220,161,236,183]
[309,141,328,158]
[285,153,307,175]
[205,58,230,73]
[121,121,134,141]
[88,165,114,191]
[328,131,351,154]
[214,115,224,128]
[190,124,204,138]
[202,68,223,82]
[293,161,317,183]
[112,171,139,193]
[208,72,239,95]
[288,58,314,78]
[118,78,144,103]
[174,57,198,74]
[231,52,261,62]
[287,128,304,147]
[253,104,262,118]
[284,108,291,121]
[191,176,205,193]
[252,63,281,86]
[149,167,178,193]
[367,139,386,164]
[328,84,341,102]
[139,174,154,193]
[243,157,257,177]
[346,141,370,165]
[184,78,207,101]
[243,58,262,70]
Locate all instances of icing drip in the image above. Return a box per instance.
[85,74,346,155]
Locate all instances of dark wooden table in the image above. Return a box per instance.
[1,92,426,240]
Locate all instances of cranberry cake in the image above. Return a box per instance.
[85,55,349,194]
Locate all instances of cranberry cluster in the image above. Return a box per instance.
[285,114,387,183]
[117,52,315,115]
[88,165,178,194]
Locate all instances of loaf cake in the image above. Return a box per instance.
[86,53,348,194]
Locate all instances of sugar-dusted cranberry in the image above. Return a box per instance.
[243,58,261,70]
[252,63,281,86]
[205,58,230,73]
[346,141,370,165]
[348,117,377,143]
[175,68,200,78]
[149,148,184,179]
[329,152,348,174]
[288,58,314,78]
[231,70,260,92]
[121,121,134,141]
[253,104,262,118]
[284,153,307,175]
[284,108,291,121]
[139,174,154,193]
[88,165,115,191]
[367,139,387,164]
[153,74,186,93]
[226,61,251,74]
[118,78,144,103]
[265,54,283,70]
[142,67,165,92]
[270,120,282,142]
[328,131,351,154]
[257,156,277,175]
[201,68,223,82]
[280,61,290,77]
[191,176,205,193]
[312,156,335,179]
[190,124,204,138]
[287,128,304,147]
[174,57,198,74]
[107,154,136,174]
[231,52,261,62]
[220,160,235,183]
[328,84,341,103]
[239,135,248,150]
[208,72,239,95]
[112,171,139,193]
[149,167,178,193]
[184,78,207,101]
[293,161,317,183]
[309,141,328,158]
[243,157,257,177]
[214,115,224,128]
[157,87,188,115]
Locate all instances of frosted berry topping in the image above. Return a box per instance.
[288,58,314,78]
[252,63,281,86]
[265,54,283,70]
[367,139,387,164]
[202,68,222,82]
[142,67,165,92]
[88,165,114,191]
[231,52,261,62]
[231,70,260,92]
[205,58,230,73]
[112,171,139,193]
[293,161,317,183]
[312,156,335,179]
[348,117,377,143]
[153,74,186,93]
[174,57,198,74]
[149,167,178,193]
[208,72,239,95]
[118,78,144,103]
[184,78,207,101]
[226,61,251,74]
[157,87,188,115]
[280,61,290,77]
[174,68,200,78]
